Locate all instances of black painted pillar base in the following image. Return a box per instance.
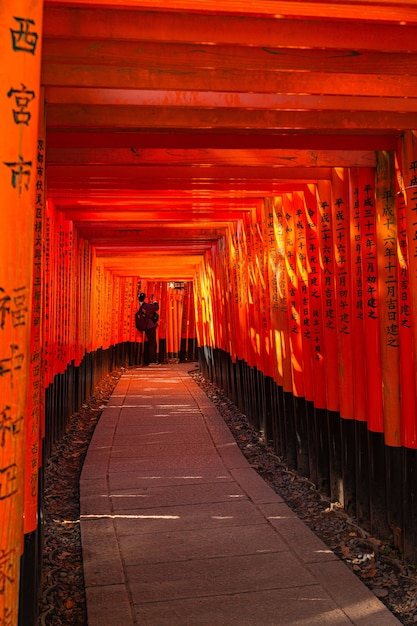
[306,400,318,487]
[284,391,297,469]
[341,418,357,517]
[403,448,417,562]
[294,395,310,477]
[18,531,39,626]
[368,430,390,540]
[386,445,404,553]
[355,420,370,530]
[327,410,343,504]
[315,407,330,496]
[273,385,285,458]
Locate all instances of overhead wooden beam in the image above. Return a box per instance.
[46,147,377,168]
[45,180,320,193]
[42,39,417,76]
[46,131,398,151]
[62,210,252,221]
[47,164,324,179]
[46,164,333,181]
[93,240,226,248]
[98,262,200,279]
[44,87,417,115]
[42,64,417,98]
[49,197,261,211]
[95,241,226,251]
[45,105,416,131]
[42,7,417,53]
[75,225,229,237]
[43,1,417,25]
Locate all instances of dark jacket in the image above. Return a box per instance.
[139,301,159,330]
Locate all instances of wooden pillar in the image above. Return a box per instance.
[0,1,43,624]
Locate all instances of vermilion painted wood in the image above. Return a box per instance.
[358,167,384,434]
[46,147,377,167]
[42,65,417,98]
[42,39,417,76]
[400,131,417,449]
[43,0,417,24]
[303,184,327,410]
[394,171,417,449]
[45,105,417,131]
[317,178,340,414]
[44,88,417,116]
[46,132,398,151]
[293,190,314,401]
[376,151,401,448]
[63,209,249,221]
[347,168,367,424]
[42,7,417,53]
[331,167,354,421]
[1,0,44,622]
[46,164,333,180]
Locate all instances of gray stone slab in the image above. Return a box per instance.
[216,440,254,469]
[144,381,182,389]
[107,396,125,406]
[119,523,288,565]
[86,585,133,626]
[108,469,233,491]
[88,430,114,449]
[109,481,247,511]
[112,381,130,393]
[80,493,112,516]
[108,454,226,472]
[258,502,339,563]
[112,433,209,447]
[92,419,118,434]
[133,397,198,404]
[133,586,352,626]
[230,467,284,504]
[126,551,316,603]
[80,450,110,480]
[112,499,268,536]
[206,420,238,445]
[80,471,110,514]
[95,406,121,422]
[308,561,402,625]
[115,413,204,430]
[128,391,199,400]
[80,476,108,498]
[188,395,218,410]
[110,442,216,458]
[113,423,209,442]
[81,518,125,587]
[144,406,202,416]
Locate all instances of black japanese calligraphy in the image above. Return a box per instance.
[3,155,32,194]
[10,17,38,55]
[7,83,35,125]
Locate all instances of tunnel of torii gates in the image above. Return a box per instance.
[5,0,417,623]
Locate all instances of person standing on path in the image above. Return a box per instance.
[136,292,160,365]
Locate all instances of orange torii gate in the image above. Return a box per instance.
[195,138,417,551]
